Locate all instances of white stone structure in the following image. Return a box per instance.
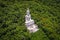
[25,8,39,33]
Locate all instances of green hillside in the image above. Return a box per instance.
[0,0,60,40]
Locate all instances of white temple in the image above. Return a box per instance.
[25,8,39,33]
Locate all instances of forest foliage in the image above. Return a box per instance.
[0,0,60,40]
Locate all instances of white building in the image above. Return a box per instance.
[25,8,39,33]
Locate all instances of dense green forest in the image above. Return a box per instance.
[0,0,60,40]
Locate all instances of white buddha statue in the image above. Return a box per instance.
[25,8,39,33]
